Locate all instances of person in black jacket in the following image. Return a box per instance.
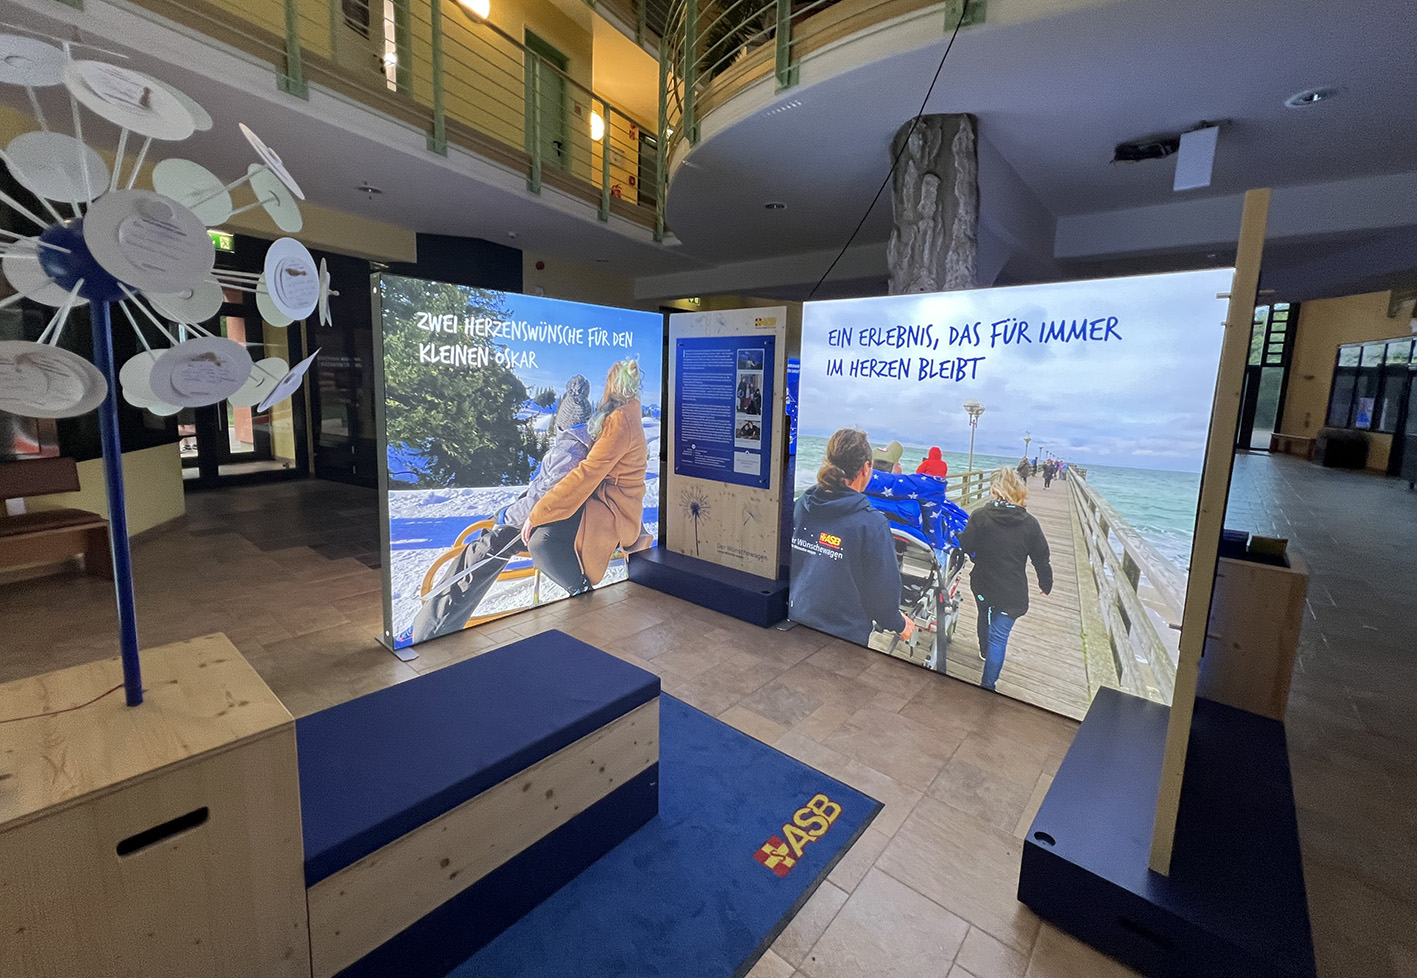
[790,428,915,647]
[957,467,1053,691]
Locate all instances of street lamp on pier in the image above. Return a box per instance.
[963,399,986,473]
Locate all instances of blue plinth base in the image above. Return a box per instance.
[628,548,788,627]
[1018,688,1316,978]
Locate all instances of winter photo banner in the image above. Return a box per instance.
[376,275,664,651]
[791,269,1233,719]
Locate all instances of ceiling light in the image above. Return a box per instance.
[763,201,786,211]
[590,111,605,142]
[459,0,490,18]
[1285,86,1340,108]
[762,100,802,117]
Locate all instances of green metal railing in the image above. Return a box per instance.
[655,0,983,238]
[131,0,659,224]
[125,0,982,241]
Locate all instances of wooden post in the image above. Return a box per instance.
[1148,188,1271,875]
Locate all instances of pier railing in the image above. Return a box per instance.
[947,469,990,509]
[1069,473,1183,703]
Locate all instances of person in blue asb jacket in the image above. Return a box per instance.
[790,428,915,646]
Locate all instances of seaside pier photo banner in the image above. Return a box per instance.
[374,274,664,654]
[667,308,789,578]
[791,270,1233,719]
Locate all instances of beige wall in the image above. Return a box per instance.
[0,102,417,265]
[1281,290,1414,470]
[522,252,647,308]
[25,444,186,537]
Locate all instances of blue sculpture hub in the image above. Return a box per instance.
[38,220,127,304]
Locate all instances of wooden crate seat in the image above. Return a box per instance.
[297,629,661,978]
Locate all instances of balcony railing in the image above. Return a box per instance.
[129,0,659,227]
[655,0,980,237]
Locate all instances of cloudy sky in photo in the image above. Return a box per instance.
[798,269,1234,472]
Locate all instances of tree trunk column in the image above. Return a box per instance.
[888,113,979,295]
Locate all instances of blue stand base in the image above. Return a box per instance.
[628,548,788,627]
[1018,688,1316,978]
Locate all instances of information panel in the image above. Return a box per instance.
[673,335,775,490]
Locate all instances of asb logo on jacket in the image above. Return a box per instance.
[817,532,842,549]
[753,794,843,877]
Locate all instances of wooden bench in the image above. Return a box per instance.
[0,457,111,578]
[296,629,661,978]
[1268,433,1315,461]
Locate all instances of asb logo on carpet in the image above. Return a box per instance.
[754,793,842,877]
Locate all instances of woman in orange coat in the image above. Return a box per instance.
[521,359,648,595]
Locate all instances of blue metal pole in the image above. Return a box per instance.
[88,300,143,706]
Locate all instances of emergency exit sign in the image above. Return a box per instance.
[208,229,235,252]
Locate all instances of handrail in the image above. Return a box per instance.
[946,468,989,509]
[1069,472,1179,703]
[655,0,979,239]
[121,0,659,227]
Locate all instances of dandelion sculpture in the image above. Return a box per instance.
[0,33,334,706]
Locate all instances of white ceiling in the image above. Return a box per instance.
[665,0,1417,273]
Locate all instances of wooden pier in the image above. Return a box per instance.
[939,469,1184,720]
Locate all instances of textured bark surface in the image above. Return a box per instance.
[888,114,979,295]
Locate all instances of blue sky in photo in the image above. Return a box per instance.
[482,290,663,411]
[798,269,1234,472]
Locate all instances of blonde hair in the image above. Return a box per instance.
[990,467,1028,506]
[817,428,873,492]
[588,358,642,442]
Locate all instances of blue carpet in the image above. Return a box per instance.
[449,695,882,978]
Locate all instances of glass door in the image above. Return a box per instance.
[1237,302,1296,451]
[181,253,308,486]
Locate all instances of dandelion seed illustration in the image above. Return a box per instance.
[680,487,711,556]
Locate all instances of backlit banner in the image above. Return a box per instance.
[791,270,1232,718]
[375,275,663,653]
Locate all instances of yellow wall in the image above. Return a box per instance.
[1281,289,1413,472]
[25,444,186,537]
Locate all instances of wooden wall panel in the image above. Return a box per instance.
[665,308,790,579]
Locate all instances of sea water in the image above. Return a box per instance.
[793,435,1199,571]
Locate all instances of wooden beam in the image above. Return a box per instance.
[1148,188,1271,874]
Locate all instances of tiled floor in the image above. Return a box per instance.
[2,453,1412,977]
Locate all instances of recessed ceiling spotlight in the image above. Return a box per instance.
[356,182,383,196]
[1285,86,1341,108]
[762,99,803,117]
[763,201,787,211]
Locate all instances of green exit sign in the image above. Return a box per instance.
[208,229,235,252]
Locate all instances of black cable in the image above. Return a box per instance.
[805,4,971,301]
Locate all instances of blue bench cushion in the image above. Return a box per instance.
[296,629,659,886]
